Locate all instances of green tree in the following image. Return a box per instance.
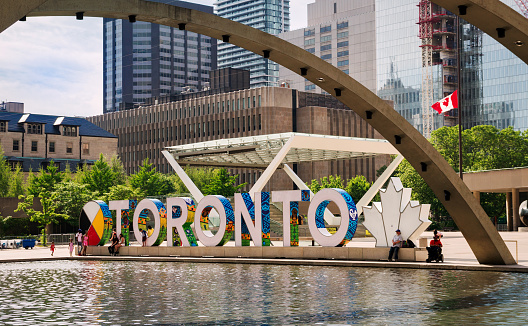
[110,155,127,186]
[15,191,68,245]
[397,125,528,227]
[169,166,217,195]
[52,181,93,224]
[27,162,64,196]
[8,165,25,197]
[80,154,117,194]
[103,184,143,203]
[129,158,175,197]
[0,145,10,197]
[345,175,372,203]
[202,168,246,197]
[307,175,345,193]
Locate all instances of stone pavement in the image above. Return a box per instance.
[1,231,527,272]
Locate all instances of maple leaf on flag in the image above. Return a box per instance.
[432,90,458,114]
[363,178,431,247]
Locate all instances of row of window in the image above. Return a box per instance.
[10,140,88,154]
[102,95,263,130]
[118,114,262,146]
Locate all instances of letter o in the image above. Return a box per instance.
[308,188,358,247]
[133,199,161,247]
[194,195,233,246]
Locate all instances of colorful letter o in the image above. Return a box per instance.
[307,188,357,247]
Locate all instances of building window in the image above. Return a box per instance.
[49,142,55,153]
[305,84,316,91]
[306,48,315,53]
[337,41,349,48]
[12,139,19,151]
[320,35,332,43]
[321,44,332,51]
[337,31,349,39]
[304,29,315,37]
[337,60,349,67]
[320,25,331,33]
[342,69,349,74]
[321,54,332,60]
[82,143,89,155]
[338,50,349,57]
[9,161,21,171]
[66,142,73,154]
[31,141,38,152]
[304,38,315,46]
[63,126,77,137]
[337,21,348,30]
[27,123,42,134]
[0,121,5,132]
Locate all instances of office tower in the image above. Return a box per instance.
[215,0,290,88]
[279,0,376,94]
[377,0,528,133]
[103,0,217,114]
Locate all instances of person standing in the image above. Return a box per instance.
[141,229,148,247]
[68,238,74,257]
[81,234,89,256]
[75,229,83,256]
[50,241,55,256]
[388,229,403,262]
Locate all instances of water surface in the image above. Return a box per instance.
[0,261,526,325]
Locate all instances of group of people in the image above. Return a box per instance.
[74,229,89,256]
[388,229,443,262]
[108,229,125,256]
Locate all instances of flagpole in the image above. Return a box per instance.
[456,15,463,180]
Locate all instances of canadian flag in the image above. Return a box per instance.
[432,90,458,114]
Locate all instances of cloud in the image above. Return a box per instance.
[0,17,102,117]
[0,1,312,117]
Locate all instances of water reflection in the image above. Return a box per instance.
[0,261,526,325]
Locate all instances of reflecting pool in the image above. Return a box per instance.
[0,261,527,325]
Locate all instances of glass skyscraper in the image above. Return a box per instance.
[103,0,217,114]
[215,0,290,88]
[375,0,528,133]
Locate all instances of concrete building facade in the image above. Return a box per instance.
[279,0,376,94]
[0,112,118,172]
[88,86,388,192]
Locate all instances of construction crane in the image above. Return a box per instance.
[418,0,434,138]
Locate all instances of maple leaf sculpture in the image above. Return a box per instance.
[363,177,431,247]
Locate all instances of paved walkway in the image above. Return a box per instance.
[1,231,527,272]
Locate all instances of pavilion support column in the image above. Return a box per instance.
[506,192,513,231]
[512,188,520,231]
[473,191,480,202]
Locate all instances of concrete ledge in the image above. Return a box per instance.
[86,246,426,262]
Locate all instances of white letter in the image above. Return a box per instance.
[308,188,351,247]
[166,197,195,247]
[109,200,129,238]
[133,199,161,247]
[272,190,301,247]
[194,195,233,247]
[234,193,262,247]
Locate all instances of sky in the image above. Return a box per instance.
[0,0,314,117]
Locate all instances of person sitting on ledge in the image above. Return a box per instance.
[114,233,125,255]
[388,229,403,262]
